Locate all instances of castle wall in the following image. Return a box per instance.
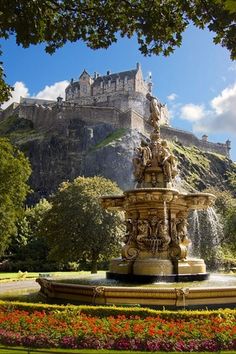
[0,102,20,121]
[4,97,230,158]
[18,104,123,131]
[68,92,150,118]
[60,105,121,128]
[19,105,57,130]
[130,110,145,131]
[160,125,230,157]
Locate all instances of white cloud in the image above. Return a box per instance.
[211,83,236,114]
[2,81,29,109]
[35,80,69,100]
[194,82,236,134]
[180,103,205,122]
[167,82,236,136]
[1,80,69,109]
[167,93,178,101]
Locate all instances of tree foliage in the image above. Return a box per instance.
[0,138,31,256]
[0,0,235,104]
[7,199,52,270]
[40,176,124,273]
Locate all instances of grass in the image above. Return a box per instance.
[170,142,210,170]
[90,128,127,151]
[0,349,235,354]
[0,271,106,282]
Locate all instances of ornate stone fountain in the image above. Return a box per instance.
[101,93,215,281]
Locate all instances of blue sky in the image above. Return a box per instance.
[1,25,236,161]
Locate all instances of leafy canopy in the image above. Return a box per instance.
[0,0,235,104]
[40,176,124,273]
[9,199,52,262]
[0,138,31,256]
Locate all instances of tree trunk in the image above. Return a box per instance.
[91,255,98,274]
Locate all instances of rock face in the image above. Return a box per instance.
[0,115,235,203]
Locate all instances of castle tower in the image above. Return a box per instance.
[78,70,93,97]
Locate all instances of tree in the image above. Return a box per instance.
[0,138,31,256]
[7,199,52,271]
[0,0,235,104]
[40,176,124,273]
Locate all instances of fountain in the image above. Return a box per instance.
[37,93,236,308]
[101,93,214,282]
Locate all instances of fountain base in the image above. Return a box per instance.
[106,271,209,283]
[107,257,208,282]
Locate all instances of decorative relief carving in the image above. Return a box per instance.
[122,215,173,258]
[169,211,191,259]
[133,121,179,188]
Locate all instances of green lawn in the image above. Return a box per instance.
[0,271,106,282]
[0,349,235,354]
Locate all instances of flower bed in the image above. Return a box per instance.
[0,306,235,352]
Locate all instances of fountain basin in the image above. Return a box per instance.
[101,189,215,212]
[37,276,236,308]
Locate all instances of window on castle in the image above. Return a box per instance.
[108,79,111,87]
[100,81,103,88]
[124,76,128,84]
[82,85,87,93]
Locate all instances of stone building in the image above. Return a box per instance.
[65,63,170,126]
[66,63,149,102]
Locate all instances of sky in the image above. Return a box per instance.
[1,25,236,161]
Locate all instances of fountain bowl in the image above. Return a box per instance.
[37,273,236,309]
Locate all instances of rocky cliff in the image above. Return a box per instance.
[0,114,235,203]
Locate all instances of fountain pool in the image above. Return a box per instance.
[37,272,236,308]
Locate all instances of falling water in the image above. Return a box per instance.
[188,207,224,269]
[173,176,189,193]
[188,210,201,256]
[206,207,224,246]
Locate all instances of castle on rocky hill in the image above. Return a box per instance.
[1,64,231,157]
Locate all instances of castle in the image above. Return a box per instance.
[0,64,231,157]
[64,62,170,125]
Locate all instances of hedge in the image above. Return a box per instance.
[0,300,235,320]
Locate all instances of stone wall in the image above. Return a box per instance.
[0,102,20,121]
[4,100,231,158]
[160,125,230,157]
[18,103,123,131]
[19,105,57,130]
[69,91,150,118]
